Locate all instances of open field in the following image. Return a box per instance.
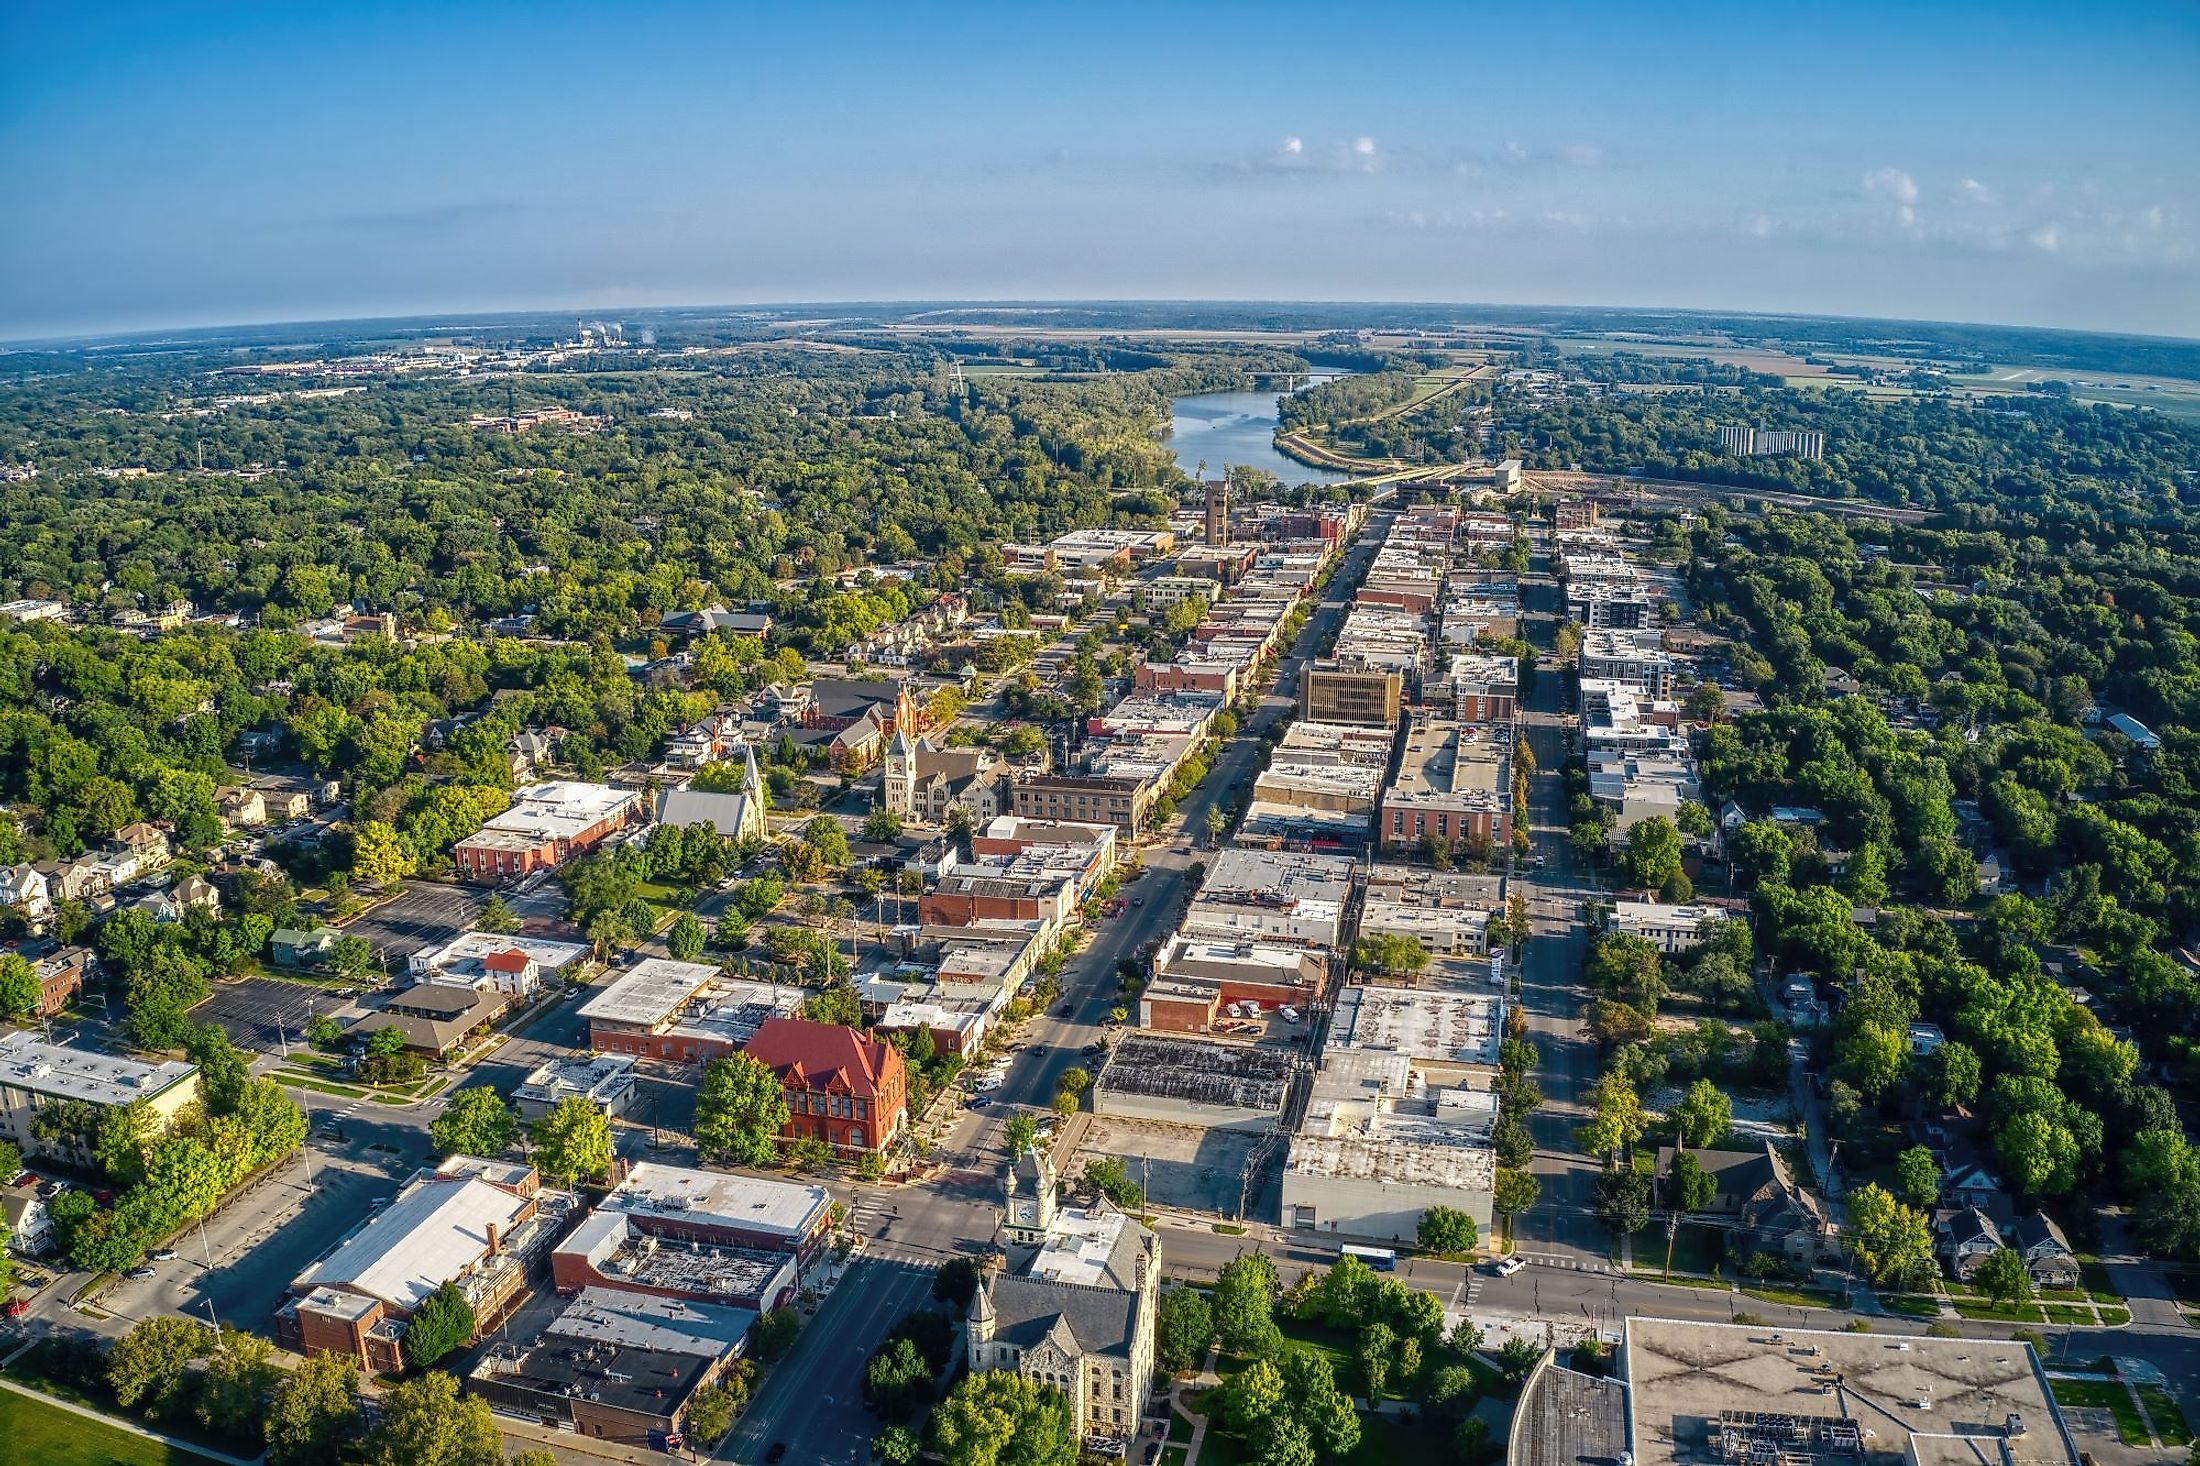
[0,1383,217,1466]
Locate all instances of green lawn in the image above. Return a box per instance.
[1950,1298,2044,1323]
[2137,1384,2192,1447]
[1168,1410,1194,1443]
[0,1387,216,1466]
[2076,1262,2125,1304]
[2049,1379,2150,1446]
[1632,1223,1724,1276]
[1882,1295,1942,1318]
[1740,1282,1843,1310]
[1162,1448,1189,1466]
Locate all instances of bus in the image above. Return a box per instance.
[1340,1245,1397,1272]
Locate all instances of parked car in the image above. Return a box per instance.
[969,1096,991,1109]
[125,1266,157,1280]
[148,1248,178,1261]
[1492,1255,1527,1277]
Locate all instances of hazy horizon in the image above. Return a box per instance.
[5,0,2196,342]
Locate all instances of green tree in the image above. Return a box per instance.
[694,1051,791,1166]
[1221,1357,1287,1438]
[349,820,416,884]
[1359,1320,1395,1398]
[750,1308,802,1361]
[197,1327,280,1440]
[1665,1151,1716,1215]
[876,1425,924,1465]
[1213,1251,1283,1357]
[1622,816,1684,892]
[804,984,861,1026]
[528,1096,612,1187]
[1492,1168,1541,1237]
[865,1335,934,1421]
[1918,1040,1982,1110]
[1895,1146,1940,1208]
[1002,1113,1038,1157]
[109,1316,209,1419]
[474,893,520,934]
[1974,1247,2033,1309]
[265,1348,362,1466]
[430,1087,516,1159]
[931,1370,1077,1466]
[0,954,37,1019]
[1593,1168,1651,1235]
[403,1280,477,1370]
[666,911,707,961]
[1669,1078,1732,1149]
[802,814,851,867]
[362,1370,502,1466]
[863,809,905,842]
[934,1257,983,1311]
[1577,1073,1648,1162]
[1156,1285,1214,1373]
[1846,1183,1936,1289]
[1417,1205,1479,1256]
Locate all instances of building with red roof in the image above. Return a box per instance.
[742,1017,908,1158]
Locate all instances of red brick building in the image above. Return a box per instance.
[743,1017,908,1158]
[449,781,643,884]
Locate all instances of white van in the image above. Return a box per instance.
[1280,1006,1301,1023]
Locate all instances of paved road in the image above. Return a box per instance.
[718,1256,938,1466]
[1507,541,1611,1263]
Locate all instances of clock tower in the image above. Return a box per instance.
[1002,1140,1058,1245]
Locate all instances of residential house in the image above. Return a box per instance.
[2,1188,51,1255]
[0,865,51,924]
[1652,1142,1837,1266]
[273,925,345,968]
[111,822,172,872]
[216,786,268,829]
[133,875,220,924]
[1935,1206,2003,1281]
[29,946,94,1016]
[2005,1212,2079,1289]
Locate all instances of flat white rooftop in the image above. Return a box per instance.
[579,958,723,1028]
[1329,983,1504,1068]
[0,1031,198,1109]
[1023,1202,1131,1289]
[604,1162,830,1244]
[295,1173,531,1313]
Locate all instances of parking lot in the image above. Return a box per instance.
[195,976,342,1054]
[341,879,480,963]
[1070,1115,1278,1217]
[94,1126,426,1334]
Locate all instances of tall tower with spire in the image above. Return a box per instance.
[883,725,919,819]
[1002,1140,1059,1245]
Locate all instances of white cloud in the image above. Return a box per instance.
[1896,204,1917,230]
[1353,136,1376,157]
[1745,215,1775,239]
[1864,167,1920,205]
[1283,136,1302,155]
[2027,223,2061,252]
[1957,178,1994,204]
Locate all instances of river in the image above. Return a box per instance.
[1166,377,1349,485]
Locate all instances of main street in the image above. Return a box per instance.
[1507,530,1611,1263]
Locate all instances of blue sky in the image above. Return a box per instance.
[3,0,2196,340]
